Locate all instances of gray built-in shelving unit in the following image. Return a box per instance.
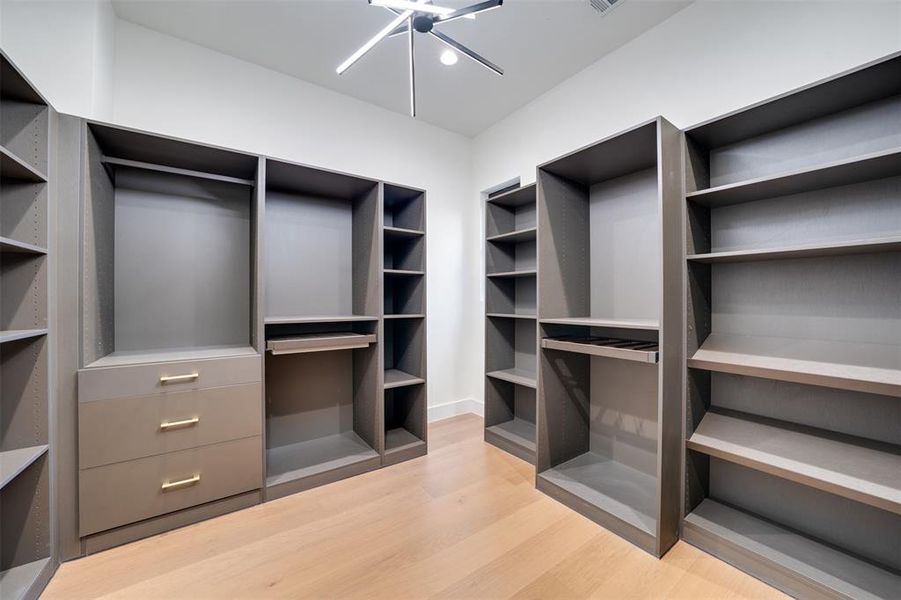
[484,184,538,462]
[535,118,683,557]
[681,53,901,598]
[0,51,56,600]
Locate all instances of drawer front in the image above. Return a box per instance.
[78,355,261,403]
[79,383,262,469]
[79,436,262,536]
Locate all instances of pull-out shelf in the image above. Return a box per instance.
[266,332,377,355]
[542,337,659,364]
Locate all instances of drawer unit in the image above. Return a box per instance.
[79,436,262,536]
[79,383,262,469]
[78,354,262,403]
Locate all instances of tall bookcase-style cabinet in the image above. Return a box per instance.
[535,117,683,557]
[0,51,56,600]
[484,184,538,463]
[681,53,901,598]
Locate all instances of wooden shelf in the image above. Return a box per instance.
[486,418,536,454]
[0,558,53,600]
[384,314,424,319]
[0,144,47,183]
[542,337,659,364]
[0,237,47,255]
[486,269,537,279]
[687,235,901,263]
[486,368,536,389]
[265,315,378,325]
[487,184,536,208]
[384,368,424,389]
[688,333,901,397]
[266,332,376,355]
[384,269,424,276]
[266,432,379,489]
[0,329,48,345]
[101,156,254,187]
[383,226,424,240]
[688,411,901,514]
[384,428,425,454]
[538,452,657,537]
[0,445,48,489]
[486,313,536,320]
[487,227,537,244]
[84,345,257,368]
[539,317,659,331]
[687,147,901,207]
[683,499,901,600]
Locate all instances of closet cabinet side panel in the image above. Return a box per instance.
[81,127,114,365]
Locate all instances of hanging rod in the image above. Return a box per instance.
[101,156,255,187]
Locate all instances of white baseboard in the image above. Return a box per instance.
[428,398,484,422]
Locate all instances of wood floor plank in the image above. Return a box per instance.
[43,414,786,599]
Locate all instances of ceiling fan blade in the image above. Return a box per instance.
[370,0,455,16]
[336,10,412,74]
[430,29,503,76]
[434,0,502,24]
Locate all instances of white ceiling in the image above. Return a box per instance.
[112,0,691,136]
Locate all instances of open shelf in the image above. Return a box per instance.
[384,368,424,389]
[486,269,537,279]
[384,383,426,461]
[486,418,536,454]
[383,226,424,240]
[542,337,659,364]
[539,452,657,537]
[0,329,47,345]
[267,332,376,355]
[266,431,379,488]
[688,334,901,397]
[687,236,901,263]
[539,317,659,331]
[687,147,901,208]
[487,183,536,208]
[0,445,48,490]
[84,344,257,368]
[265,315,378,325]
[385,428,424,454]
[0,145,47,183]
[384,269,424,276]
[486,313,536,320]
[486,368,536,389]
[0,557,53,600]
[0,237,46,255]
[487,227,537,244]
[683,499,901,600]
[690,411,901,514]
[384,314,424,320]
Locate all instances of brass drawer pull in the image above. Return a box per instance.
[160,417,200,430]
[161,474,200,491]
[159,372,199,384]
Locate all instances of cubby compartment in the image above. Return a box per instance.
[383,385,426,465]
[486,235,535,278]
[486,184,536,238]
[1,336,49,477]
[1,179,48,252]
[682,53,901,597]
[81,123,259,367]
[384,234,423,273]
[486,316,536,388]
[265,160,380,323]
[383,183,424,232]
[1,252,47,339]
[264,320,380,499]
[484,377,536,462]
[384,271,424,317]
[1,58,48,183]
[486,275,535,318]
[537,118,682,557]
[384,318,425,389]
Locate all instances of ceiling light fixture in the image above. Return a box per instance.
[337,0,504,117]
[440,50,458,66]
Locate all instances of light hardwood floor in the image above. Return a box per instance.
[45,414,785,599]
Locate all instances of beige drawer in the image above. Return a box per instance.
[79,436,262,536]
[78,354,261,403]
[79,383,262,469]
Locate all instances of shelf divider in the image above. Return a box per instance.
[486,368,536,388]
[0,328,48,344]
[0,144,47,182]
[0,445,48,489]
[0,236,47,255]
[384,368,425,389]
[486,269,537,279]
[687,235,901,263]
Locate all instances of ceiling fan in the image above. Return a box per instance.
[336,0,504,117]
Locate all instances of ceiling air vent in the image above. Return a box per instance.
[588,0,621,14]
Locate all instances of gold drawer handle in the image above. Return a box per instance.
[161,474,200,491]
[159,372,199,384]
[160,417,200,430]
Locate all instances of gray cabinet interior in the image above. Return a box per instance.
[484,184,539,463]
[0,51,55,600]
[536,117,683,558]
[682,53,901,599]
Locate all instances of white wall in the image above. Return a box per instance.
[472,0,901,190]
[0,0,114,118]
